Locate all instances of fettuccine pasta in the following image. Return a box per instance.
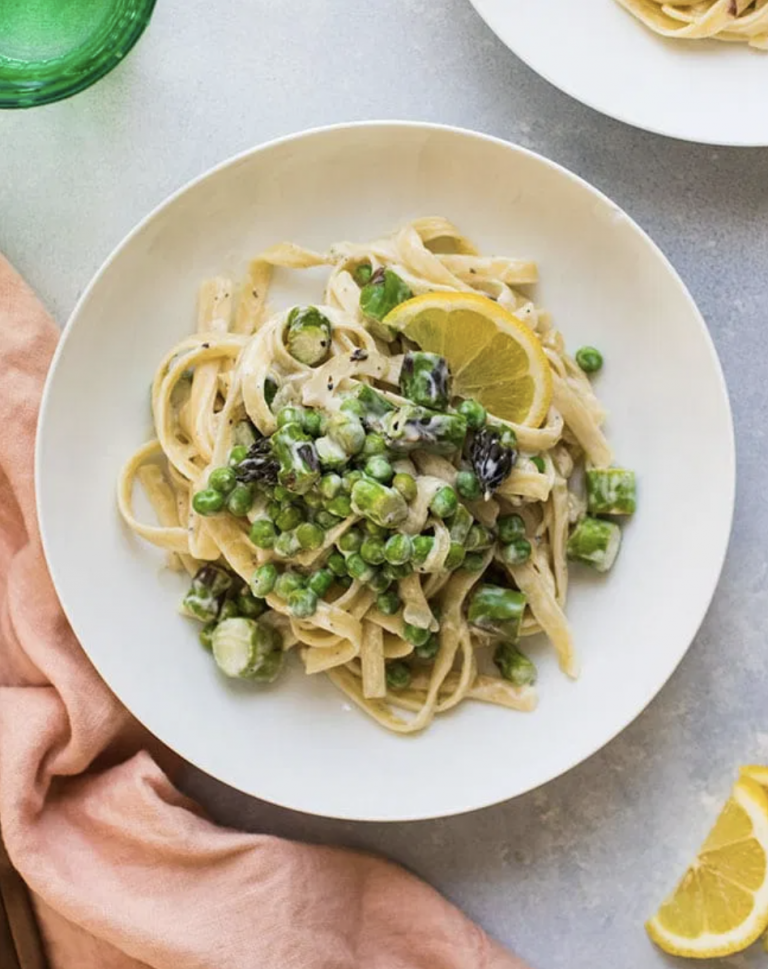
[615,0,768,48]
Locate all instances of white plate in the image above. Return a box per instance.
[470,0,768,146]
[37,122,734,821]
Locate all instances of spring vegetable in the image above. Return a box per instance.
[360,537,386,565]
[264,376,278,408]
[466,524,494,551]
[274,485,292,501]
[468,584,526,642]
[493,642,537,687]
[497,514,525,544]
[455,470,481,501]
[457,398,486,430]
[386,661,412,690]
[567,516,621,573]
[275,504,303,533]
[353,261,373,286]
[250,563,278,598]
[314,510,339,529]
[232,420,258,449]
[274,529,301,558]
[340,397,365,418]
[308,568,334,597]
[337,575,353,589]
[444,543,466,570]
[199,622,216,652]
[384,533,412,566]
[360,268,412,323]
[235,437,280,487]
[326,551,348,577]
[430,486,458,520]
[218,600,240,622]
[463,552,486,572]
[315,435,348,470]
[400,351,450,409]
[383,561,413,581]
[501,538,532,566]
[271,422,321,494]
[384,405,467,456]
[337,527,363,554]
[392,472,417,502]
[192,488,225,517]
[346,553,375,583]
[350,478,408,529]
[296,522,324,550]
[354,384,395,431]
[287,587,319,618]
[274,571,306,599]
[303,490,323,510]
[277,405,305,428]
[575,346,603,374]
[368,571,391,593]
[228,445,249,466]
[470,425,518,498]
[377,590,401,615]
[362,433,387,457]
[266,500,281,521]
[403,622,431,647]
[448,504,473,543]
[414,633,440,661]
[327,411,366,457]
[183,565,234,622]
[302,409,325,437]
[212,617,283,682]
[364,455,394,483]
[236,591,266,619]
[342,468,364,493]
[326,494,353,518]
[286,306,332,366]
[319,473,343,500]
[411,535,435,564]
[208,467,237,495]
[530,455,546,474]
[364,520,388,539]
[586,468,637,516]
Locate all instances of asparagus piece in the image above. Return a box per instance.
[271,422,320,494]
[468,584,526,642]
[567,517,622,573]
[586,468,637,516]
[493,642,537,687]
[470,425,518,499]
[359,268,412,340]
[182,565,233,623]
[400,351,451,410]
[448,504,474,544]
[384,405,467,456]
[286,307,332,366]
[211,617,284,682]
[350,477,409,529]
[353,384,395,432]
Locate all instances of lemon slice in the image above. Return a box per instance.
[647,776,768,958]
[384,292,552,427]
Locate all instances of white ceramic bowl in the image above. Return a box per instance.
[470,0,768,146]
[37,122,734,821]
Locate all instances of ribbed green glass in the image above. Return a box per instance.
[0,0,156,109]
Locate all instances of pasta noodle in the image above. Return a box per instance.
[615,0,768,48]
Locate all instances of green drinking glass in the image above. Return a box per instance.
[0,0,156,109]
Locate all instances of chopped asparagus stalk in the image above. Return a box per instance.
[350,477,408,529]
[384,405,467,456]
[470,425,518,498]
[211,617,284,682]
[234,437,280,487]
[271,422,320,494]
[493,642,537,687]
[400,351,451,409]
[448,504,473,544]
[359,268,412,340]
[567,516,622,573]
[286,307,332,366]
[353,384,395,432]
[182,565,233,622]
[586,468,637,516]
[468,584,526,642]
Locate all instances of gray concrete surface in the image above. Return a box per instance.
[2,1,768,966]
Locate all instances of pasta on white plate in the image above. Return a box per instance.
[118,217,637,735]
[615,0,768,48]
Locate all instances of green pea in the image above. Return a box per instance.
[266,500,282,522]
[274,484,292,502]
[340,397,365,418]
[466,524,493,551]
[327,551,348,577]
[249,519,277,549]
[497,514,526,544]
[445,543,466,570]
[360,537,386,565]
[337,574,354,589]
[383,562,413,582]
[430,486,458,519]
[414,633,440,661]
[463,552,486,573]
[303,490,323,510]
[236,591,266,619]
[341,469,364,494]
[302,409,325,437]
[319,473,343,500]
[386,661,412,690]
[457,398,487,430]
[403,622,431,647]
[411,535,435,564]
[353,261,373,286]
[308,568,334,597]
[315,510,340,530]
[277,405,305,428]
[250,563,278,597]
[274,571,306,599]
[327,494,352,518]
[288,587,318,618]
[376,590,401,615]
[346,553,375,582]
[276,504,304,532]
[368,570,391,594]
[392,472,418,502]
[455,470,481,501]
[364,520,388,540]
[384,533,412,566]
[199,621,216,652]
[575,346,603,374]
[209,467,237,495]
[274,530,301,557]
[297,522,324,550]
[192,488,225,516]
[338,527,363,554]
[218,599,240,622]
[228,445,249,467]
[531,455,546,474]
[364,455,394,483]
[226,484,254,517]
[502,538,532,566]
[362,432,388,457]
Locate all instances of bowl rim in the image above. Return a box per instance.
[35,120,736,820]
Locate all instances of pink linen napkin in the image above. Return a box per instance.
[0,255,525,969]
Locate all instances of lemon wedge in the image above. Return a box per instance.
[647,775,768,958]
[383,292,552,427]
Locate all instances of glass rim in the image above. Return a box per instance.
[0,0,157,109]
